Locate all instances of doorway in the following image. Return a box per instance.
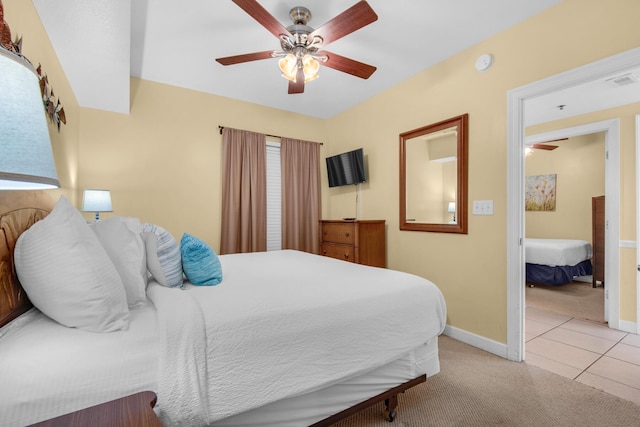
[506,47,640,362]
[524,131,606,325]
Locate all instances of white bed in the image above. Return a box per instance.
[0,191,447,427]
[525,238,593,286]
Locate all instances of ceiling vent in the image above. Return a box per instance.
[605,72,640,87]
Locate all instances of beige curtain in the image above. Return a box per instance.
[280,138,321,254]
[220,128,267,254]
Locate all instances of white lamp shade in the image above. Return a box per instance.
[448,202,456,213]
[0,48,59,189]
[82,189,113,213]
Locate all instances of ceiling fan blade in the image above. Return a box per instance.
[319,50,376,79]
[531,143,559,151]
[309,1,378,47]
[539,137,568,144]
[288,68,305,94]
[232,0,290,39]
[216,50,274,65]
[529,137,567,151]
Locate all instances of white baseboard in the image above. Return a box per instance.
[444,322,638,361]
[618,320,638,334]
[443,325,509,359]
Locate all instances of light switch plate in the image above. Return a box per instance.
[473,200,494,215]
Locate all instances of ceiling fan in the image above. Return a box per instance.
[527,138,568,152]
[215,0,378,94]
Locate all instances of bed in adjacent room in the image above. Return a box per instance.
[0,191,447,427]
[525,238,593,286]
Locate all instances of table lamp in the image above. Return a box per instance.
[448,201,456,223]
[81,189,112,221]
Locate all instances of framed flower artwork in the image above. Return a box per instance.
[525,174,556,211]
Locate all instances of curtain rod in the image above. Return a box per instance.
[218,126,323,145]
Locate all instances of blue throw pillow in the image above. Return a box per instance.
[180,233,223,286]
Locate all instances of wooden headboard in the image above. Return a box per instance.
[0,191,55,328]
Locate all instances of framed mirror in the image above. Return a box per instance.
[400,114,468,233]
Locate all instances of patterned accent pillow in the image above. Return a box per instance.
[143,223,183,288]
[180,233,223,286]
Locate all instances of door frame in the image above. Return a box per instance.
[506,47,640,362]
[636,114,640,334]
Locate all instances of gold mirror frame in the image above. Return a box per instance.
[399,114,468,233]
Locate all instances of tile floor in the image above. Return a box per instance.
[525,306,640,406]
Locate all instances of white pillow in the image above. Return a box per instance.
[14,196,129,332]
[143,223,183,288]
[89,217,147,308]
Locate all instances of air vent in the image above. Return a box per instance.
[605,73,640,87]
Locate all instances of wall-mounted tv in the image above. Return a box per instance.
[326,148,367,188]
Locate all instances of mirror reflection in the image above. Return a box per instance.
[405,126,458,223]
[400,114,468,233]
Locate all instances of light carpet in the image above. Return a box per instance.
[333,336,640,426]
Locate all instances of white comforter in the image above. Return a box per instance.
[525,238,593,266]
[147,250,446,426]
[0,302,159,427]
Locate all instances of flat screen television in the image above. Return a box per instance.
[326,148,367,188]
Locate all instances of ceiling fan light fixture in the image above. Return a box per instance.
[302,54,320,82]
[304,73,318,83]
[217,1,379,94]
[279,53,298,81]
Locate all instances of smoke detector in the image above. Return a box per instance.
[475,54,493,72]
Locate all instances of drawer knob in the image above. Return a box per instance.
[344,232,350,237]
[344,253,349,259]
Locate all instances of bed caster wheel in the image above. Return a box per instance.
[383,409,396,422]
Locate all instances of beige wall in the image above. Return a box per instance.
[326,0,640,341]
[524,133,605,242]
[10,0,640,343]
[78,79,329,249]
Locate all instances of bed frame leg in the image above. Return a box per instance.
[383,394,398,422]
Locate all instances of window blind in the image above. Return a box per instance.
[266,141,281,251]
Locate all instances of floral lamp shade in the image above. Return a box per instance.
[0,47,59,189]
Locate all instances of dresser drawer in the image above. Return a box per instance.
[321,243,355,263]
[321,223,355,245]
[319,220,386,268]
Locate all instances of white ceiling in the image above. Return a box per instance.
[525,67,640,125]
[33,0,568,119]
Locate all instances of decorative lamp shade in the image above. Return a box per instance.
[278,54,297,82]
[82,189,113,221]
[448,202,456,213]
[302,55,319,83]
[0,48,59,189]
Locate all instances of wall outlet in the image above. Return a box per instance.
[473,200,494,215]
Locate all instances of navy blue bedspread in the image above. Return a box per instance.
[526,259,593,286]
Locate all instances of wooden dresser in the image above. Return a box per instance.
[592,195,605,288]
[320,220,386,268]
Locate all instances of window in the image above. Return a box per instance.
[266,141,281,250]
